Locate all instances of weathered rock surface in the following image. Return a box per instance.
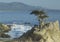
[14,20,60,42]
[34,21,60,42]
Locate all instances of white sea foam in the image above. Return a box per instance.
[6,24,32,38]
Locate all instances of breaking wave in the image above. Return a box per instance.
[6,23,33,38]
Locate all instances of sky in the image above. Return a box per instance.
[0,0,60,10]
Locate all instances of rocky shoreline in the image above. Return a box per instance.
[0,20,60,42]
[13,20,60,42]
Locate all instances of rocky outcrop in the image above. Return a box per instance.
[15,20,60,42]
[48,20,59,31]
[0,24,11,38]
[34,20,60,42]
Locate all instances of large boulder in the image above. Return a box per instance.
[34,20,60,42]
[0,24,10,32]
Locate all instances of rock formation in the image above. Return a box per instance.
[34,20,60,42]
[13,20,60,42]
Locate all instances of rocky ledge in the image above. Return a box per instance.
[15,20,60,42]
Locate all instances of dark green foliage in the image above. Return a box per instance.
[31,10,45,15]
[31,10,49,29]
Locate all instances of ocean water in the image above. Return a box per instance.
[0,10,60,25]
[47,10,60,22]
[6,24,32,38]
[0,10,60,38]
[0,11,38,25]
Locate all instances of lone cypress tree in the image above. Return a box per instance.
[31,10,48,29]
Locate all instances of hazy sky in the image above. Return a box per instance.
[0,0,60,10]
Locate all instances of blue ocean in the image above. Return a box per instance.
[0,10,60,25]
[0,11,38,25]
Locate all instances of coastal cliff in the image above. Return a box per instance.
[16,20,60,42]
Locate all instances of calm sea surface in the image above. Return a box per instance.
[0,11,38,25]
[0,10,60,25]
